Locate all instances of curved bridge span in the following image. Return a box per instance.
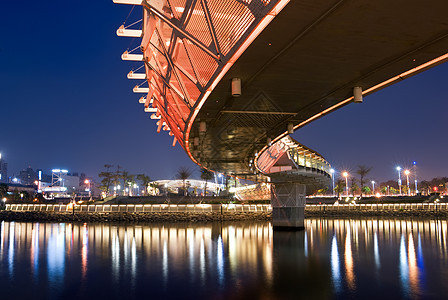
[114,0,448,228]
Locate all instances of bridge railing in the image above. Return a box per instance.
[306,203,448,211]
[5,203,447,213]
[4,203,272,213]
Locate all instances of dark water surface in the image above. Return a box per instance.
[0,218,447,299]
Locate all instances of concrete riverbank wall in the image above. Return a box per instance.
[1,203,447,222]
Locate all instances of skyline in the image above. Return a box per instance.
[1,1,448,183]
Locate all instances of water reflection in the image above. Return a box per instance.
[0,219,447,299]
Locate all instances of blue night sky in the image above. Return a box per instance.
[1,1,448,183]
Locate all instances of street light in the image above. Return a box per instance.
[330,169,335,197]
[396,166,402,195]
[84,179,91,199]
[404,170,410,195]
[413,161,418,194]
[343,172,349,197]
[133,183,138,196]
[371,181,375,194]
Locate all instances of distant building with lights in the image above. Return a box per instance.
[0,153,7,183]
[19,166,38,185]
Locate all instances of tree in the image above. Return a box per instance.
[137,174,151,195]
[356,165,372,198]
[334,179,345,198]
[316,187,328,196]
[98,164,114,196]
[200,168,214,198]
[350,182,359,197]
[120,171,134,196]
[177,167,192,195]
[128,174,135,196]
[362,186,371,195]
[0,183,8,198]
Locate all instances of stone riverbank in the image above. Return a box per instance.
[1,208,447,223]
[0,211,272,223]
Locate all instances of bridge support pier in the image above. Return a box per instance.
[271,182,306,230]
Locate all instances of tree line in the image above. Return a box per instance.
[98,164,152,197]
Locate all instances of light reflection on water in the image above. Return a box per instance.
[0,219,447,299]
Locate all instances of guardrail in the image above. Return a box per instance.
[4,203,272,213]
[306,203,448,211]
[4,203,447,213]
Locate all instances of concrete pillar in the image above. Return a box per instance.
[271,182,306,230]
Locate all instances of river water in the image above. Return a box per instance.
[0,218,447,299]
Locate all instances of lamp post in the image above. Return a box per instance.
[371,181,375,195]
[330,169,335,197]
[84,179,91,200]
[396,166,402,195]
[413,161,418,194]
[404,170,410,195]
[343,172,349,197]
[133,183,139,196]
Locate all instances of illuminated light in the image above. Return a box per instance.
[231,78,241,97]
[127,71,146,79]
[61,170,68,173]
[133,86,149,93]
[330,169,335,174]
[287,123,294,134]
[84,179,90,184]
[113,0,142,4]
[116,25,142,38]
[121,51,144,61]
[397,166,402,171]
[34,181,38,185]
[353,86,363,103]
[150,114,161,119]
[52,169,61,173]
[199,121,206,133]
[404,170,410,175]
[375,193,381,198]
[144,107,157,113]
[138,96,146,104]
[342,172,348,177]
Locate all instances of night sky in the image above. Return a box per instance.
[1,1,448,183]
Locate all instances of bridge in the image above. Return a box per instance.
[113,0,448,228]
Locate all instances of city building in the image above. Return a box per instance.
[19,166,38,185]
[0,153,7,183]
